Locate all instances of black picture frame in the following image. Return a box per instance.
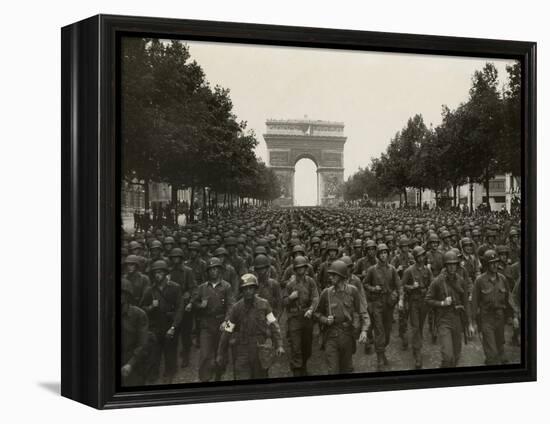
[61,14,537,409]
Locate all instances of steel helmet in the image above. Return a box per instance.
[428,233,440,243]
[509,228,519,237]
[440,230,451,240]
[293,255,308,269]
[214,247,228,257]
[225,236,237,246]
[376,243,389,254]
[121,278,134,296]
[344,233,352,239]
[168,248,184,258]
[179,237,189,246]
[163,236,175,245]
[341,255,354,268]
[150,240,162,250]
[365,239,377,249]
[189,241,201,250]
[206,257,223,270]
[328,260,348,279]
[125,254,140,265]
[484,249,500,263]
[310,236,321,245]
[151,260,169,272]
[240,273,259,289]
[461,237,473,246]
[398,237,410,247]
[128,241,142,251]
[353,239,363,248]
[254,254,271,269]
[292,245,306,255]
[412,246,426,258]
[496,245,510,254]
[443,251,460,265]
[254,246,267,256]
[450,248,462,258]
[327,241,339,252]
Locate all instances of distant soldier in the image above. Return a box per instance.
[225,236,247,276]
[471,250,514,365]
[194,257,235,382]
[123,254,150,306]
[363,244,404,370]
[283,256,319,376]
[121,278,149,386]
[353,239,377,278]
[401,246,433,368]
[425,251,472,368]
[140,260,184,384]
[317,241,340,291]
[213,247,240,296]
[185,241,207,285]
[217,274,285,380]
[508,228,521,265]
[315,260,369,374]
[392,236,415,350]
[167,248,196,368]
[253,254,283,319]
[281,245,315,285]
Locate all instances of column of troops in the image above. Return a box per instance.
[121,207,522,386]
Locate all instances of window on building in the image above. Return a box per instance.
[489,179,505,191]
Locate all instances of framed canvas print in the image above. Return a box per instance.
[61,14,536,409]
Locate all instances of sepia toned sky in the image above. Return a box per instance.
[179,40,516,205]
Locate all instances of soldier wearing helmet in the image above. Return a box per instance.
[308,236,323,275]
[317,241,341,291]
[121,277,149,386]
[167,248,197,368]
[364,243,404,371]
[401,246,433,368]
[426,233,445,278]
[314,260,369,375]
[185,240,207,285]
[140,260,185,384]
[353,239,377,279]
[471,250,514,365]
[391,236,415,351]
[281,245,315,285]
[123,254,151,306]
[193,257,235,382]
[213,247,240,296]
[253,255,282,319]
[477,230,498,268]
[508,228,520,264]
[283,255,319,376]
[224,236,247,277]
[217,274,284,380]
[350,239,364,264]
[460,237,481,283]
[425,251,472,368]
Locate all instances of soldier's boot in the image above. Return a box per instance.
[382,352,389,366]
[180,349,190,368]
[401,336,409,351]
[413,349,422,369]
[376,353,386,371]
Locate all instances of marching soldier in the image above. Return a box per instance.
[471,250,514,365]
[194,257,235,382]
[123,254,150,306]
[253,254,283,318]
[185,241,207,285]
[401,246,433,368]
[283,256,319,376]
[317,241,340,291]
[425,251,472,368]
[363,244,404,371]
[314,260,369,374]
[217,274,285,380]
[213,247,240,296]
[353,239,377,278]
[391,236,415,350]
[140,260,184,384]
[121,278,149,386]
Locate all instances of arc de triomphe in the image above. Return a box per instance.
[263,119,346,206]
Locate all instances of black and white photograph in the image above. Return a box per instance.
[120,35,524,387]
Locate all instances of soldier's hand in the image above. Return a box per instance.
[413,281,419,288]
[304,309,313,319]
[468,324,476,337]
[289,290,299,300]
[512,317,519,329]
[166,326,176,338]
[185,303,192,312]
[121,364,132,377]
[444,296,453,306]
[358,330,367,344]
[398,299,404,311]
[326,315,335,326]
[200,299,208,308]
[276,346,285,356]
[152,299,159,308]
[215,354,224,367]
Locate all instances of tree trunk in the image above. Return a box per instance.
[485,171,491,211]
[403,188,408,206]
[189,185,195,223]
[171,184,178,225]
[144,181,150,210]
[453,185,457,208]
[419,188,423,208]
[469,180,474,213]
[202,187,208,221]
[223,193,227,207]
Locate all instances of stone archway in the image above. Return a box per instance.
[263,119,346,206]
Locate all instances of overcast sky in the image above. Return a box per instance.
[179,40,515,205]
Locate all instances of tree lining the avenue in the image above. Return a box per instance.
[343,62,521,211]
[121,38,281,221]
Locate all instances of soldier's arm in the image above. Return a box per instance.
[266,302,283,349]
[139,287,154,312]
[309,277,320,311]
[425,280,442,308]
[363,267,376,292]
[272,281,283,318]
[171,286,185,328]
[218,306,238,360]
[225,284,237,320]
[393,267,404,301]
[313,289,328,323]
[354,288,369,331]
[127,309,149,367]
[401,268,414,291]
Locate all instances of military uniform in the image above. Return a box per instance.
[283,274,319,376]
[425,272,469,367]
[391,251,415,348]
[471,272,512,365]
[121,304,149,386]
[315,283,368,374]
[194,279,235,381]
